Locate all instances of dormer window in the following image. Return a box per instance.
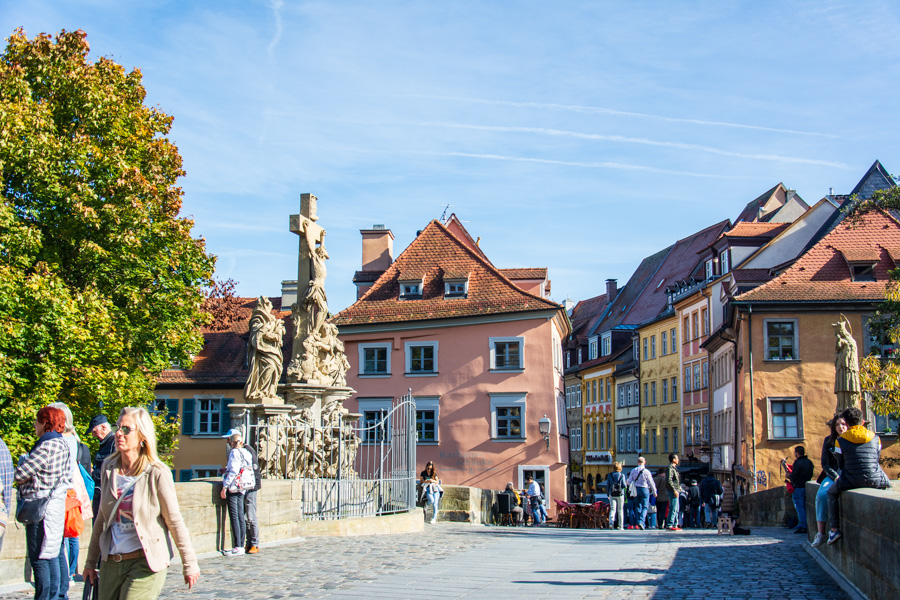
[721,251,730,274]
[851,264,876,282]
[444,277,468,298]
[601,332,612,357]
[588,336,598,360]
[399,279,423,299]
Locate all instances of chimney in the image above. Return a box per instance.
[606,279,618,301]
[785,189,796,203]
[360,225,394,271]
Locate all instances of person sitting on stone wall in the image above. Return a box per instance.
[826,406,890,545]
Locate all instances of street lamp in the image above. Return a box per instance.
[539,414,552,451]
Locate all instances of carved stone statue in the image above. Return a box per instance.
[244,297,286,403]
[833,314,861,410]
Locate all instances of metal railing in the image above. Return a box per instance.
[249,393,416,520]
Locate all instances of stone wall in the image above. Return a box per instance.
[805,481,900,600]
[432,485,499,524]
[737,485,796,527]
[0,478,423,592]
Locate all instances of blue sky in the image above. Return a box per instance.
[5,1,900,312]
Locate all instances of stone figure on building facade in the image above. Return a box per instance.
[244,296,286,403]
[833,314,861,410]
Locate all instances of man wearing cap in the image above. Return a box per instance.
[87,415,116,515]
[223,428,262,554]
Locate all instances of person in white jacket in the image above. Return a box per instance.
[220,430,255,556]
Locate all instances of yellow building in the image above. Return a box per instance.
[581,363,617,492]
[638,312,681,472]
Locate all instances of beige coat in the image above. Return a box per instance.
[85,461,199,577]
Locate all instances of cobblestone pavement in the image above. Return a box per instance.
[2,525,847,600]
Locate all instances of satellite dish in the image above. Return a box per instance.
[700,455,710,463]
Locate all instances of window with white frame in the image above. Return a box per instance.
[196,398,222,435]
[589,337,598,360]
[618,385,625,407]
[606,422,611,450]
[405,341,438,375]
[191,466,220,479]
[702,361,709,388]
[684,367,692,391]
[358,398,392,443]
[651,335,656,359]
[673,427,679,453]
[598,378,604,402]
[444,278,468,298]
[415,396,440,443]
[625,384,632,406]
[694,414,702,443]
[618,427,625,452]
[662,379,668,404]
[703,412,709,441]
[705,259,714,280]
[490,393,526,440]
[863,315,898,358]
[399,280,423,299]
[651,381,657,405]
[359,342,391,376]
[643,337,648,360]
[518,465,549,507]
[644,383,649,406]
[672,377,678,402]
[601,333,612,356]
[685,416,693,445]
[663,427,669,452]
[671,327,677,353]
[661,331,667,356]
[693,364,701,390]
[721,251,730,274]
[599,422,605,449]
[606,379,611,402]
[764,319,798,361]
[768,397,803,440]
[490,337,524,370]
[577,348,583,363]
[633,338,640,361]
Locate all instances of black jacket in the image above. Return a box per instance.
[688,484,701,507]
[820,435,841,481]
[836,426,890,489]
[699,476,723,503]
[789,455,814,488]
[92,432,116,487]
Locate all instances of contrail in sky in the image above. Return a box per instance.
[414,150,735,178]
[267,0,284,55]
[418,122,849,168]
[402,94,839,138]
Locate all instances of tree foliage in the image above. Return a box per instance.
[848,187,900,420]
[0,29,215,458]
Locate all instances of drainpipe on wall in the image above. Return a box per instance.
[748,304,757,493]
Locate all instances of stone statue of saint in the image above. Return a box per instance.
[304,243,329,338]
[244,296,286,403]
[833,314,861,410]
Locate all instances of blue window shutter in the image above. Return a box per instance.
[166,399,179,423]
[182,398,194,435]
[221,399,234,435]
[179,469,193,482]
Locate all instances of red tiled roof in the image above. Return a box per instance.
[569,293,610,343]
[500,268,548,279]
[838,248,879,262]
[723,222,789,239]
[736,209,900,303]
[158,297,291,385]
[331,220,562,326]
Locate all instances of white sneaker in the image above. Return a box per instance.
[430,518,437,524]
[228,547,245,556]
[811,533,824,548]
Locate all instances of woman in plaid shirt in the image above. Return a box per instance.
[15,406,72,600]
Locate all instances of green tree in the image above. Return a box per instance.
[846,187,900,422]
[0,29,215,458]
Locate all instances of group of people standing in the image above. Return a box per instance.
[605,454,732,531]
[2,405,199,600]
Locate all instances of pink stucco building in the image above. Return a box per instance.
[332,216,571,514]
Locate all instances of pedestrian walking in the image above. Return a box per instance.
[84,406,199,598]
[221,430,255,555]
[664,453,682,531]
[241,442,262,553]
[87,415,115,518]
[826,406,890,545]
[811,414,846,547]
[15,406,72,600]
[700,472,724,528]
[525,476,547,527]
[653,469,668,529]
[625,457,657,530]
[0,434,13,554]
[605,462,626,529]
[49,402,94,583]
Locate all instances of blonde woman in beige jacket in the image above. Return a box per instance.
[84,407,199,599]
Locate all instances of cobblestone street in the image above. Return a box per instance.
[2,524,848,600]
